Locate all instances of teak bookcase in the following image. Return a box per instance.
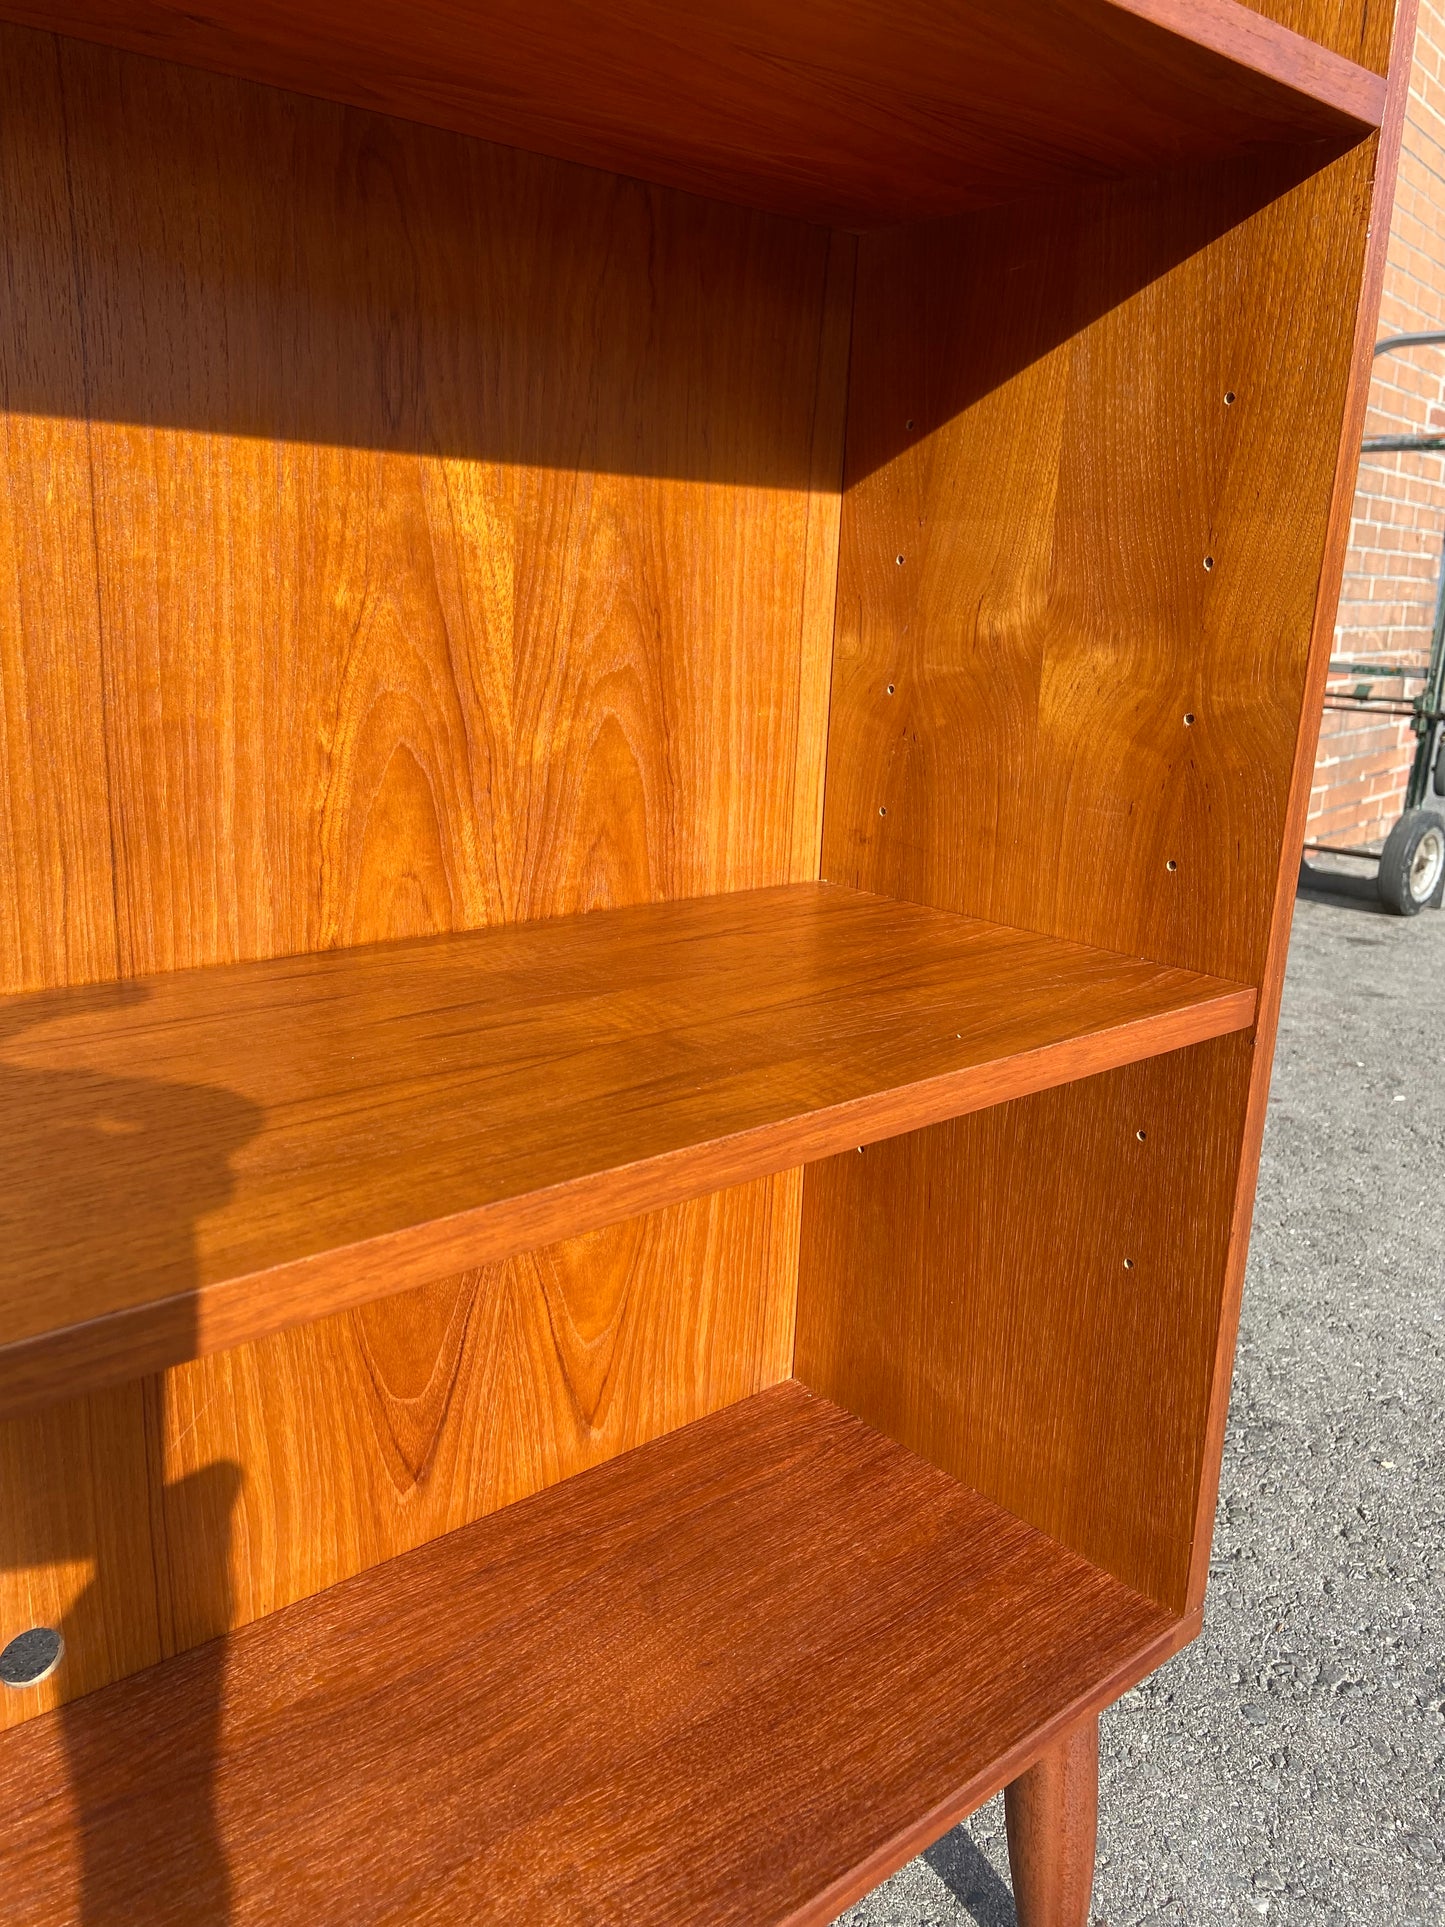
[0,1,1410,1920]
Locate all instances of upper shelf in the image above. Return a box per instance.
[6,0,1387,227]
[0,884,1253,1416]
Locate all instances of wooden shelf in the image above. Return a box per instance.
[0,884,1253,1415]
[4,0,1385,227]
[0,1381,1191,1925]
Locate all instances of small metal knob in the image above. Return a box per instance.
[1,1627,64,1689]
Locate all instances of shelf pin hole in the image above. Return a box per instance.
[1,1627,64,1690]
[886,683,896,695]
[906,419,916,431]
[1166,858,1178,872]
[878,805,888,816]
[1203,555,1214,572]
[1224,391,1236,405]
[1184,712,1196,726]
[1137,1128,1147,1141]
[1123,1258,1135,1270]
[895,554,905,566]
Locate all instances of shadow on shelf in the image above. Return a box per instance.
[0,981,256,1924]
[57,1466,242,1926]
[0,980,263,1386]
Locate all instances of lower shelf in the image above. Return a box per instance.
[0,1383,1191,1926]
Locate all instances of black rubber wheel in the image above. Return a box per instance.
[1377,808,1445,915]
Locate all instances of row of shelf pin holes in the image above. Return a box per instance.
[875,559,1209,863]
[882,382,1234,840]
[854,1122,1153,1273]
[889,379,1235,709]
[875,703,1200,866]
[864,397,1230,1265]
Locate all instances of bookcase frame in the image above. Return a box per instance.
[0,0,1411,1919]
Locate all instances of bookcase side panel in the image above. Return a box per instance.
[1243,0,1396,72]
[801,132,1394,1610]
[0,25,846,1724]
[797,1045,1250,1612]
[822,145,1379,988]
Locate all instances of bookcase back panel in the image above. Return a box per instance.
[0,1175,798,1731]
[802,141,1378,1612]
[0,27,846,1722]
[0,26,845,991]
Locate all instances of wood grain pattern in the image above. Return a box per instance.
[0,23,840,1720]
[157,1175,797,1663]
[0,0,1404,1855]
[0,884,1253,1416]
[0,52,119,1000]
[797,1038,1250,1612]
[0,1380,165,1729]
[1180,0,1420,1608]
[0,1177,795,1734]
[3,28,838,977]
[1004,1716,1100,1927]
[0,1383,1187,1927]
[801,138,1391,1610]
[1239,0,1396,73]
[0,0,1381,230]
[822,145,1376,987]
[790,234,857,883]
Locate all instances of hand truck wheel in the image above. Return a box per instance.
[1377,808,1445,915]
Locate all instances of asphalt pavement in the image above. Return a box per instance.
[841,880,1445,1927]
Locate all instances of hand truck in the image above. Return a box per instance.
[1301,330,1445,913]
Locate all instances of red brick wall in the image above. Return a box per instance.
[1310,1,1445,850]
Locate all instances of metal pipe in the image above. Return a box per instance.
[1362,432,1445,450]
[1373,329,1445,354]
[1363,333,1445,449]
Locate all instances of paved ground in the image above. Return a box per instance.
[841,881,1445,1927]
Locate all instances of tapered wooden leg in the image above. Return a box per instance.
[1004,1715,1099,1927]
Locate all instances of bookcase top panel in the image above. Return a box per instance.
[5,0,1384,226]
[0,883,1253,1416]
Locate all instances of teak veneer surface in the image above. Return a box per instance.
[0,23,849,1001]
[800,131,1393,1613]
[0,1177,799,1732]
[797,1036,1250,1612]
[821,147,1377,989]
[1,0,1383,226]
[0,884,1253,1416]
[0,21,848,1718]
[0,0,1403,1795]
[0,1382,1186,1927]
